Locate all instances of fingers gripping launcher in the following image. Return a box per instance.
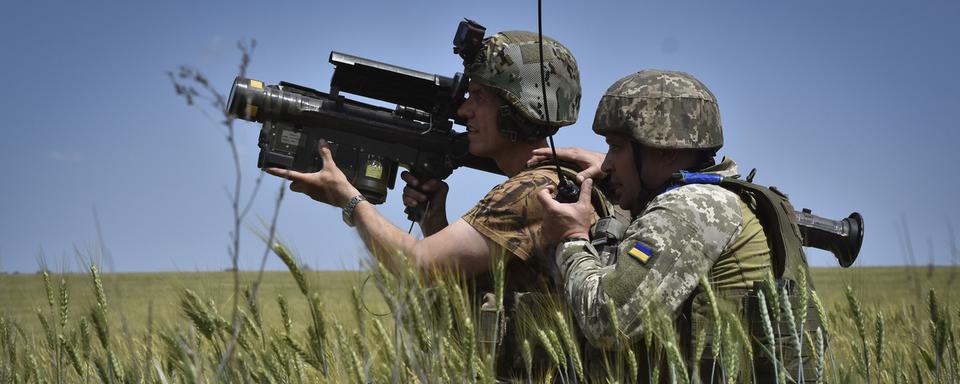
[226,20,500,222]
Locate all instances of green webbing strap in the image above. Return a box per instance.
[671,171,806,279]
[718,178,805,280]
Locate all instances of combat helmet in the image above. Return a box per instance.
[592,69,723,149]
[464,31,581,133]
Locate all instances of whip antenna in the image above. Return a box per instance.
[538,0,579,203]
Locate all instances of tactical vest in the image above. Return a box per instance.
[672,171,821,383]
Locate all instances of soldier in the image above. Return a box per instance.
[267,31,597,378]
[536,69,821,382]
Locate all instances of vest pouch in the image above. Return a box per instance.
[492,291,568,380]
[686,288,753,383]
[478,292,504,359]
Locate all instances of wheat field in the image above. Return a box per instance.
[1,251,958,383]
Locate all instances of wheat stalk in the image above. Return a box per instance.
[437,280,453,336]
[521,338,533,381]
[720,321,738,384]
[875,311,885,381]
[846,286,870,382]
[606,297,621,350]
[305,293,329,375]
[780,285,802,382]
[816,326,825,384]
[757,290,781,384]
[90,265,110,351]
[42,270,55,313]
[555,310,584,381]
[351,330,369,378]
[351,285,367,338]
[693,325,707,369]
[546,329,567,376]
[797,267,810,383]
[627,346,638,384]
[57,278,68,332]
[811,290,828,336]
[273,242,308,296]
[698,276,723,360]
[765,271,781,322]
[274,295,289,337]
[726,311,752,362]
[27,353,41,383]
[537,329,561,368]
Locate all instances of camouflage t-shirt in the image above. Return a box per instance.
[464,165,555,262]
[462,162,597,293]
[463,163,595,377]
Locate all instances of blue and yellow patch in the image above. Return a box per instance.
[627,242,655,265]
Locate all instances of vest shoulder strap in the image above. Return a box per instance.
[672,172,807,280]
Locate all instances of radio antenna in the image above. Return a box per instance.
[538,0,579,203]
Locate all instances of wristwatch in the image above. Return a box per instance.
[342,194,367,227]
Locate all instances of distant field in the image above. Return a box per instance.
[2,266,956,335]
[810,266,960,310]
[0,270,388,336]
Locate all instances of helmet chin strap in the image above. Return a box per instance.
[631,142,669,208]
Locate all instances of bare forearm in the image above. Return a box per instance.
[352,201,422,273]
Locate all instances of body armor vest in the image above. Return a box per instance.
[673,171,822,383]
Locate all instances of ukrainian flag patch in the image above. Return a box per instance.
[627,242,654,264]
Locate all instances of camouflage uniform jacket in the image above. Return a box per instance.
[556,158,745,349]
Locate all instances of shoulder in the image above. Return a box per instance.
[509,166,562,188]
[476,167,559,207]
[622,184,744,257]
[461,167,563,261]
[644,184,743,229]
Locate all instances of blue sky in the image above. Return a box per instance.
[1,0,957,273]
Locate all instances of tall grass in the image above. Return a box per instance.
[2,257,959,382]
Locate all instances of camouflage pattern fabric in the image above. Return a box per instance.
[465,31,581,127]
[592,69,722,150]
[555,159,743,348]
[464,163,596,264]
[463,163,599,379]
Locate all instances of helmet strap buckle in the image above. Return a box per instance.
[496,104,526,143]
[496,104,553,143]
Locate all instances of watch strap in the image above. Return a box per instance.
[342,194,367,227]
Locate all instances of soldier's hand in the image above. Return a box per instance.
[401,171,449,229]
[536,178,594,245]
[265,139,360,208]
[528,147,606,183]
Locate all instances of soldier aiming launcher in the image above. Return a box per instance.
[226,19,864,267]
[226,19,493,221]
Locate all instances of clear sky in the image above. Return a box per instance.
[1,0,957,273]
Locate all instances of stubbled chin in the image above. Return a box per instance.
[468,143,486,157]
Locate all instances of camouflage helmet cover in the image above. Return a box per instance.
[592,69,723,149]
[464,31,581,128]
